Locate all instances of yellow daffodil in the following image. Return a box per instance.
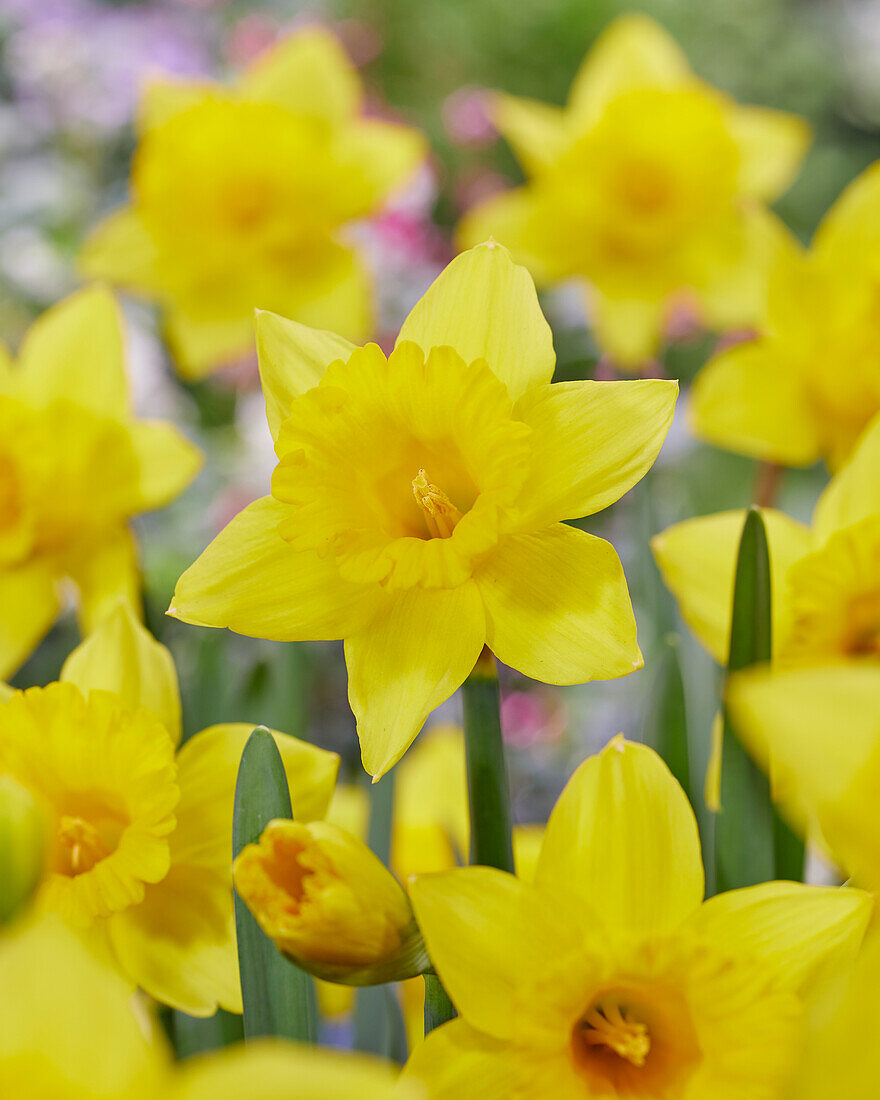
[170,242,678,777]
[652,410,880,666]
[0,602,339,1015]
[0,286,201,678]
[458,15,809,367]
[728,663,880,892]
[234,818,425,982]
[80,28,425,379]
[403,737,869,1098]
[727,662,880,1098]
[691,161,880,470]
[0,915,421,1099]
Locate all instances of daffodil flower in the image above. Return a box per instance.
[403,737,870,1098]
[0,916,421,1099]
[170,242,678,777]
[0,286,201,679]
[80,28,426,379]
[728,663,880,894]
[691,161,880,470]
[458,15,809,367]
[652,410,880,666]
[0,603,339,1015]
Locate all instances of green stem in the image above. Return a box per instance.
[461,650,515,873]
[423,974,456,1033]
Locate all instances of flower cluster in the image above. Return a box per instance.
[2,11,880,1100]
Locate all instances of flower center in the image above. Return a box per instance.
[411,469,463,539]
[55,814,120,877]
[578,1002,652,1068]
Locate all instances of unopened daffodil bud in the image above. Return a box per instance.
[233,819,430,985]
[0,776,47,923]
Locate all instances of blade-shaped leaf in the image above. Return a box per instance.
[232,726,317,1041]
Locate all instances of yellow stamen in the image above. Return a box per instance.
[412,469,462,539]
[581,1002,651,1067]
[56,816,111,876]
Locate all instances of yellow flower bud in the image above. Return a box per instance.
[233,819,429,984]
[0,776,47,923]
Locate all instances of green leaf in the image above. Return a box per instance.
[232,727,317,1041]
[715,508,804,891]
[424,974,456,1034]
[170,1009,243,1059]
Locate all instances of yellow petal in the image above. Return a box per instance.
[0,561,59,679]
[691,881,871,994]
[396,241,554,402]
[404,1017,580,1099]
[60,600,182,745]
[163,304,253,382]
[813,411,880,543]
[255,309,355,440]
[476,525,641,684]
[492,93,569,174]
[68,526,141,635]
[409,867,593,1043]
[342,118,426,206]
[456,188,553,283]
[170,495,380,641]
[0,916,168,1095]
[172,1039,414,1100]
[0,339,14,389]
[286,243,373,345]
[588,291,667,368]
[17,285,129,420]
[78,207,165,296]
[172,722,340,873]
[239,28,361,122]
[108,864,240,1016]
[345,583,485,778]
[513,378,677,526]
[727,663,880,887]
[137,76,215,132]
[129,422,202,512]
[727,105,811,200]
[813,159,880,271]
[651,508,812,665]
[689,339,821,466]
[536,737,704,936]
[568,14,691,125]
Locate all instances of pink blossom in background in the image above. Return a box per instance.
[500,690,566,749]
[442,86,496,147]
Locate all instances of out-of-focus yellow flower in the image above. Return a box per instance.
[785,930,880,1100]
[234,818,425,982]
[0,775,47,924]
[170,242,678,777]
[403,737,869,1098]
[459,15,809,368]
[692,162,880,470]
[0,602,339,1015]
[652,411,880,666]
[0,286,201,678]
[0,915,421,1100]
[728,663,880,892]
[80,28,425,380]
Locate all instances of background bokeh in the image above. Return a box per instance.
[2,0,876,847]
